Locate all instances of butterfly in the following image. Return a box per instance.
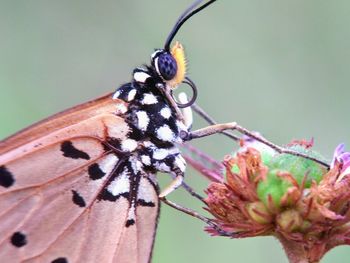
[0,0,236,262]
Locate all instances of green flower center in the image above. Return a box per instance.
[257,145,327,208]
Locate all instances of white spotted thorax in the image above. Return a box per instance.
[111,59,191,198]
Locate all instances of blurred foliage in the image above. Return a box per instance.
[1,0,350,262]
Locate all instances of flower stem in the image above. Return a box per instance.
[275,233,317,263]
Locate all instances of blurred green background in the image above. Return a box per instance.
[1,0,350,262]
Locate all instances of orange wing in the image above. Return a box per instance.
[0,94,159,263]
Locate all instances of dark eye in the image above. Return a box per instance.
[156,53,177,80]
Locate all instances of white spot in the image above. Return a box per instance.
[157,162,170,172]
[175,155,186,172]
[169,147,180,155]
[156,125,175,141]
[107,168,130,196]
[115,103,127,114]
[176,120,187,132]
[137,177,156,203]
[134,71,150,83]
[121,139,138,152]
[130,159,142,174]
[99,154,119,174]
[136,111,150,131]
[143,141,154,148]
[127,205,136,221]
[127,89,137,101]
[142,93,158,105]
[112,90,121,99]
[153,148,170,160]
[160,107,172,119]
[141,155,151,166]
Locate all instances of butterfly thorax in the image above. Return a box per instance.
[111,65,187,181]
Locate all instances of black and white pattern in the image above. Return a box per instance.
[100,55,189,215]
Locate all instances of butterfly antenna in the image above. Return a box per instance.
[164,0,217,51]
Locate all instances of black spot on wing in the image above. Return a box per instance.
[137,199,155,207]
[60,141,90,160]
[88,163,106,180]
[98,189,129,202]
[71,190,86,207]
[125,219,135,227]
[51,257,68,263]
[10,232,27,247]
[0,166,15,188]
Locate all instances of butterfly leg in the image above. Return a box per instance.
[160,197,237,237]
[178,180,205,203]
[144,146,187,197]
[190,102,239,141]
[183,122,237,140]
[158,172,183,198]
[157,153,187,197]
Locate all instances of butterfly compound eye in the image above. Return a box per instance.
[157,53,178,81]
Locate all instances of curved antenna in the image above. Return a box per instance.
[164,0,217,51]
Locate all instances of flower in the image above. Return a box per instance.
[331,143,350,180]
[185,141,350,263]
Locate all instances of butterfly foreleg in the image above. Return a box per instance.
[156,152,186,198]
[142,143,186,198]
[182,122,238,141]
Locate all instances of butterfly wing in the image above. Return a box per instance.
[0,94,159,263]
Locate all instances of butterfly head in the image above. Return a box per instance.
[153,0,217,89]
[149,0,217,112]
[151,41,186,89]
